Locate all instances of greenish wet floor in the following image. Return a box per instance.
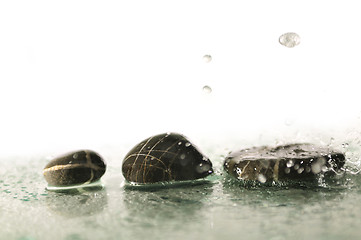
[1,144,361,240]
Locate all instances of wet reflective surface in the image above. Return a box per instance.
[0,143,361,240]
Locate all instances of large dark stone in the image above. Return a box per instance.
[43,150,106,186]
[122,132,213,184]
[224,143,345,183]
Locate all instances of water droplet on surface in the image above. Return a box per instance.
[285,168,291,174]
[294,164,300,170]
[297,167,304,174]
[279,32,300,48]
[180,154,186,160]
[202,85,212,93]
[286,160,294,168]
[258,174,267,183]
[196,163,211,173]
[321,166,329,172]
[311,162,322,174]
[73,153,78,159]
[178,141,182,145]
[185,142,191,147]
[342,143,349,149]
[203,55,212,63]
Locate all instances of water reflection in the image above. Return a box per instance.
[221,174,348,208]
[45,185,108,217]
[122,181,213,232]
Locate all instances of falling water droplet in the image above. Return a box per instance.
[279,32,300,48]
[203,55,212,63]
[203,85,212,93]
[284,118,295,126]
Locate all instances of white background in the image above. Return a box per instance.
[1,0,360,156]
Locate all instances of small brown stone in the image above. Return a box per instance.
[43,150,106,186]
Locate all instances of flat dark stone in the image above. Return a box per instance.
[43,150,106,186]
[122,132,213,184]
[223,143,345,182]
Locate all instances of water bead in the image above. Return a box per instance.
[223,143,345,183]
[122,132,214,184]
[257,174,267,183]
[43,150,106,187]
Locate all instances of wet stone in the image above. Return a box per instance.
[122,132,213,184]
[43,150,106,187]
[223,143,345,183]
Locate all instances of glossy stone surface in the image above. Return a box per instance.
[43,150,106,186]
[122,132,213,183]
[224,143,345,182]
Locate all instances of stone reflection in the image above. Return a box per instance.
[46,185,108,217]
[123,181,213,229]
[222,175,345,208]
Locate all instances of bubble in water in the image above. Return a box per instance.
[203,85,212,93]
[279,32,300,48]
[258,174,267,183]
[203,55,212,63]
